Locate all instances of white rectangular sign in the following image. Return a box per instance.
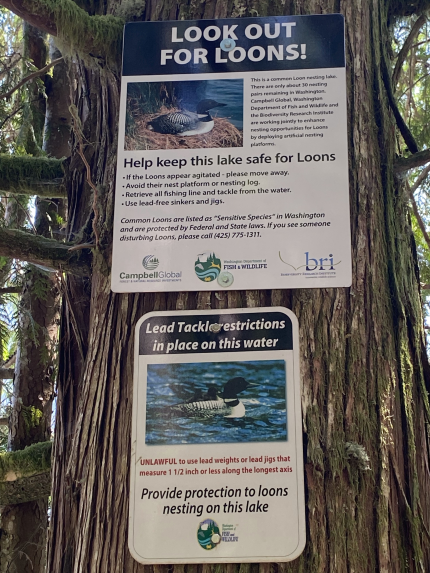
[112,15,351,292]
[129,307,305,563]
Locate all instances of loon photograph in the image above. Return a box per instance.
[125,79,243,150]
[145,360,287,445]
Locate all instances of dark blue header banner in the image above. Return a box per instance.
[123,14,345,76]
[139,312,293,355]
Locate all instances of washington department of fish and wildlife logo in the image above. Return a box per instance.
[142,255,159,270]
[197,519,221,550]
[195,252,221,282]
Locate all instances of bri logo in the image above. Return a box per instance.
[305,252,337,271]
[279,251,341,271]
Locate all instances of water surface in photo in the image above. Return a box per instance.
[145,360,287,445]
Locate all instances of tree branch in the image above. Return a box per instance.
[0,368,14,379]
[394,149,430,173]
[0,471,51,504]
[0,57,63,101]
[0,0,123,64]
[0,286,21,294]
[3,353,16,368]
[411,164,430,192]
[389,0,430,17]
[399,71,430,98]
[0,154,66,197]
[0,441,51,479]
[0,0,56,35]
[0,417,8,426]
[0,228,91,277]
[0,443,52,503]
[0,182,66,198]
[381,56,419,154]
[407,181,430,250]
[393,14,427,88]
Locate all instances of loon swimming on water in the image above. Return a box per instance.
[148,99,226,136]
[171,377,252,418]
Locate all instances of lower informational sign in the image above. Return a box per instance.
[129,307,305,564]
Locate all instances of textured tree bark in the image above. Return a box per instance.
[20,23,47,156]
[43,41,71,160]
[0,368,14,379]
[0,154,66,196]
[0,472,51,505]
[0,0,429,572]
[0,228,91,275]
[0,500,48,571]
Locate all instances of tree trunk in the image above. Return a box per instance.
[43,40,71,160]
[0,31,67,573]
[0,0,428,572]
[0,267,60,573]
[18,23,47,156]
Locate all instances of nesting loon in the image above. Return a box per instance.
[148,99,226,136]
[172,377,252,418]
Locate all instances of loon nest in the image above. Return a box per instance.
[125,107,243,150]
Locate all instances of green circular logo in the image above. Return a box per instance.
[197,519,221,550]
[195,252,221,282]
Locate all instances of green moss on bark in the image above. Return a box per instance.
[0,227,91,276]
[0,154,64,181]
[0,441,51,481]
[0,154,66,196]
[25,0,124,65]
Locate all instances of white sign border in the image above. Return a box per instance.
[129,306,306,564]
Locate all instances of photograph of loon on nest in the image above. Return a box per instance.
[145,360,287,445]
[125,79,243,150]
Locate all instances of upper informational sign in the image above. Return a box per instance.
[129,307,305,564]
[112,15,351,292]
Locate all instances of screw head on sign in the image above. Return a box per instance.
[220,38,236,52]
[217,271,234,287]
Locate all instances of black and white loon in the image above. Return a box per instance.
[172,377,252,418]
[148,99,226,136]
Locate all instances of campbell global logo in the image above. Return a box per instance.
[142,255,159,270]
[195,252,221,282]
[197,519,221,550]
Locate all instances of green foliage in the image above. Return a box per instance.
[31,271,50,301]
[0,8,24,154]
[393,17,430,336]
[114,0,146,21]
[0,289,20,361]
[0,440,51,480]
[30,0,123,66]
[126,82,179,137]
[21,405,43,432]
[411,213,430,287]
[395,17,430,149]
